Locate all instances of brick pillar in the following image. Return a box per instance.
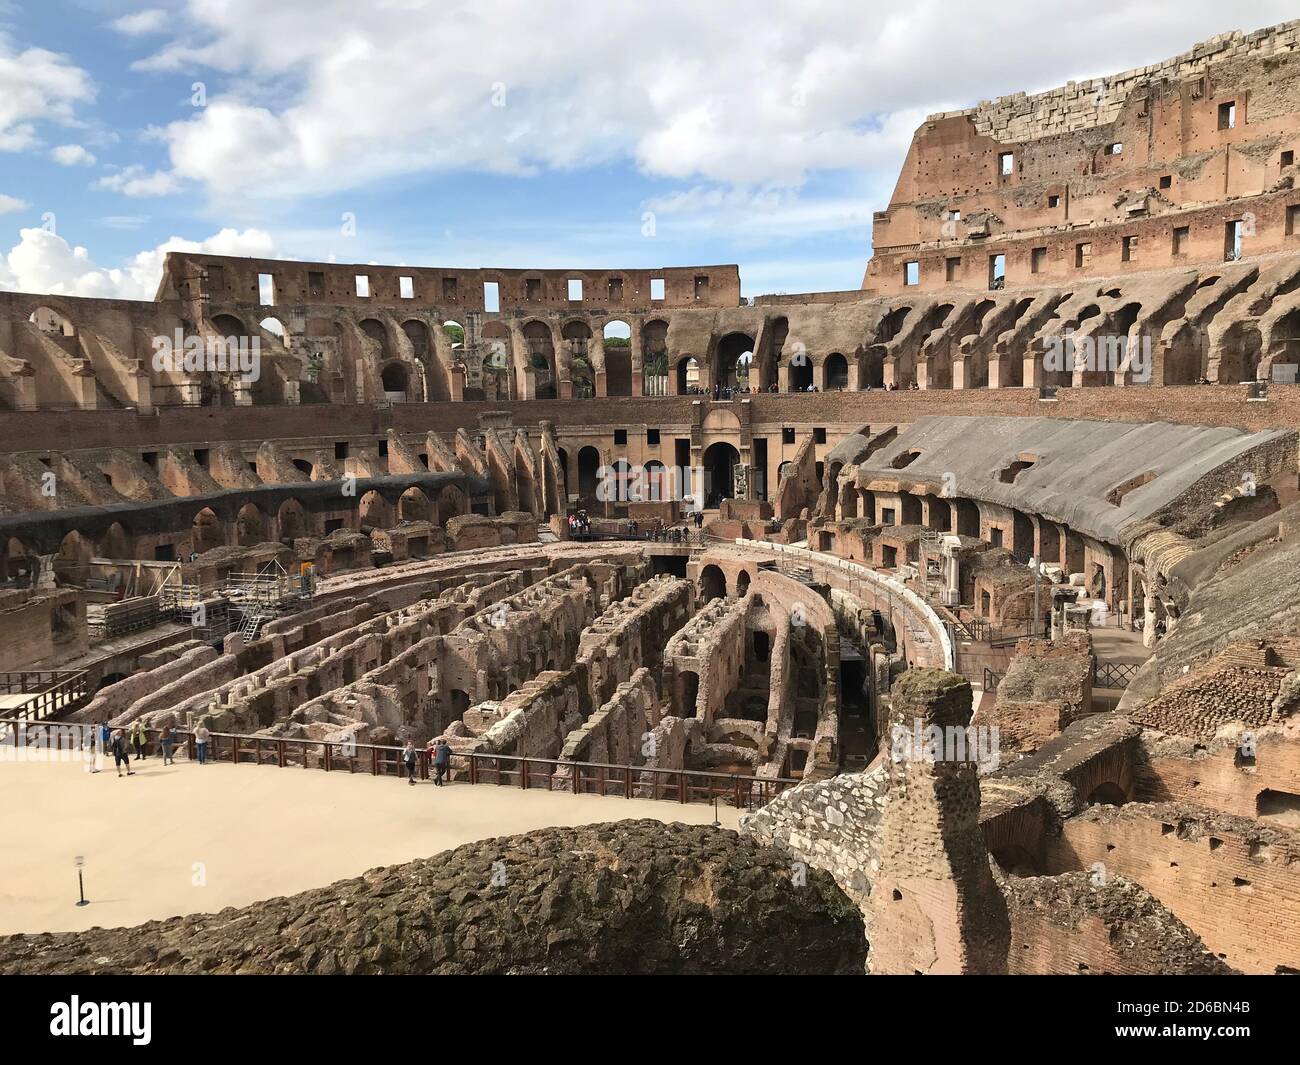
[870,669,1010,974]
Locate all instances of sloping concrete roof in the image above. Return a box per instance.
[854,416,1290,545]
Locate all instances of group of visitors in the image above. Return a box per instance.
[92,719,202,777]
[567,510,592,536]
[402,738,452,786]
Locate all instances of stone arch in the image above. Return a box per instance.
[563,320,594,399]
[380,361,411,397]
[675,355,701,395]
[702,441,740,507]
[577,446,601,503]
[359,490,393,528]
[436,484,468,525]
[736,569,752,596]
[191,506,224,554]
[58,530,94,564]
[28,305,77,337]
[99,522,131,559]
[523,320,556,399]
[716,332,755,390]
[277,498,309,542]
[359,318,391,359]
[642,319,669,395]
[402,319,431,358]
[700,563,726,601]
[823,352,849,390]
[235,503,267,546]
[603,319,633,396]
[258,315,287,340]
[398,486,432,523]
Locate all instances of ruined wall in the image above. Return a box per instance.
[1043,801,1300,973]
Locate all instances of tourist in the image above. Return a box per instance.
[402,740,418,785]
[194,722,211,764]
[110,728,134,778]
[433,739,451,786]
[130,718,147,760]
[160,725,176,765]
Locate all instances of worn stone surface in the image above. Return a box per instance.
[0,821,865,975]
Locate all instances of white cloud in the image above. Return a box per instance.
[94,165,180,197]
[0,193,28,214]
[118,0,1298,205]
[112,9,171,36]
[0,35,95,151]
[0,226,275,299]
[51,143,96,166]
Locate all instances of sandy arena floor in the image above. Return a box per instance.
[0,753,740,934]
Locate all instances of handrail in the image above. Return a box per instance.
[733,538,955,670]
[0,670,91,722]
[0,717,797,810]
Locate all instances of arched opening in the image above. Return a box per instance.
[700,564,726,601]
[644,459,668,502]
[211,313,244,339]
[398,486,432,523]
[449,689,471,722]
[57,530,94,564]
[442,320,464,349]
[29,306,76,337]
[191,507,223,554]
[1086,782,1127,806]
[436,484,468,525]
[702,442,740,507]
[563,321,594,399]
[788,348,813,391]
[577,446,601,504]
[602,320,632,396]
[277,498,309,542]
[736,570,751,596]
[235,503,266,546]
[292,458,313,478]
[523,321,556,399]
[642,319,669,396]
[716,332,755,391]
[380,362,410,400]
[258,316,286,339]
[824,352,848,390]
[479,321,511,402]
[99,522,131,560]
[678,671,700,718]
[402,319,431,358]
[359,319,391,360]
[96,671,130,691]
[676,355,700,395]
[358,490,393,528]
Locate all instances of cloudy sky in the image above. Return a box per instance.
[0,0,1294,300]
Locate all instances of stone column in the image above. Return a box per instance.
[870,669,1010,975]
[630,326,644,397]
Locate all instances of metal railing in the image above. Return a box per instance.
[0,718,797,811]
[1092,658,1139,688]
[982,667,1004,692]
[0,671,91,721]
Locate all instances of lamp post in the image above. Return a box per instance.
[74,855,88,907]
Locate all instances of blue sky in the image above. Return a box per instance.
[0,0,1295,300]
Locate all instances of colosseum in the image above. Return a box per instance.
[2,16,1299,986]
